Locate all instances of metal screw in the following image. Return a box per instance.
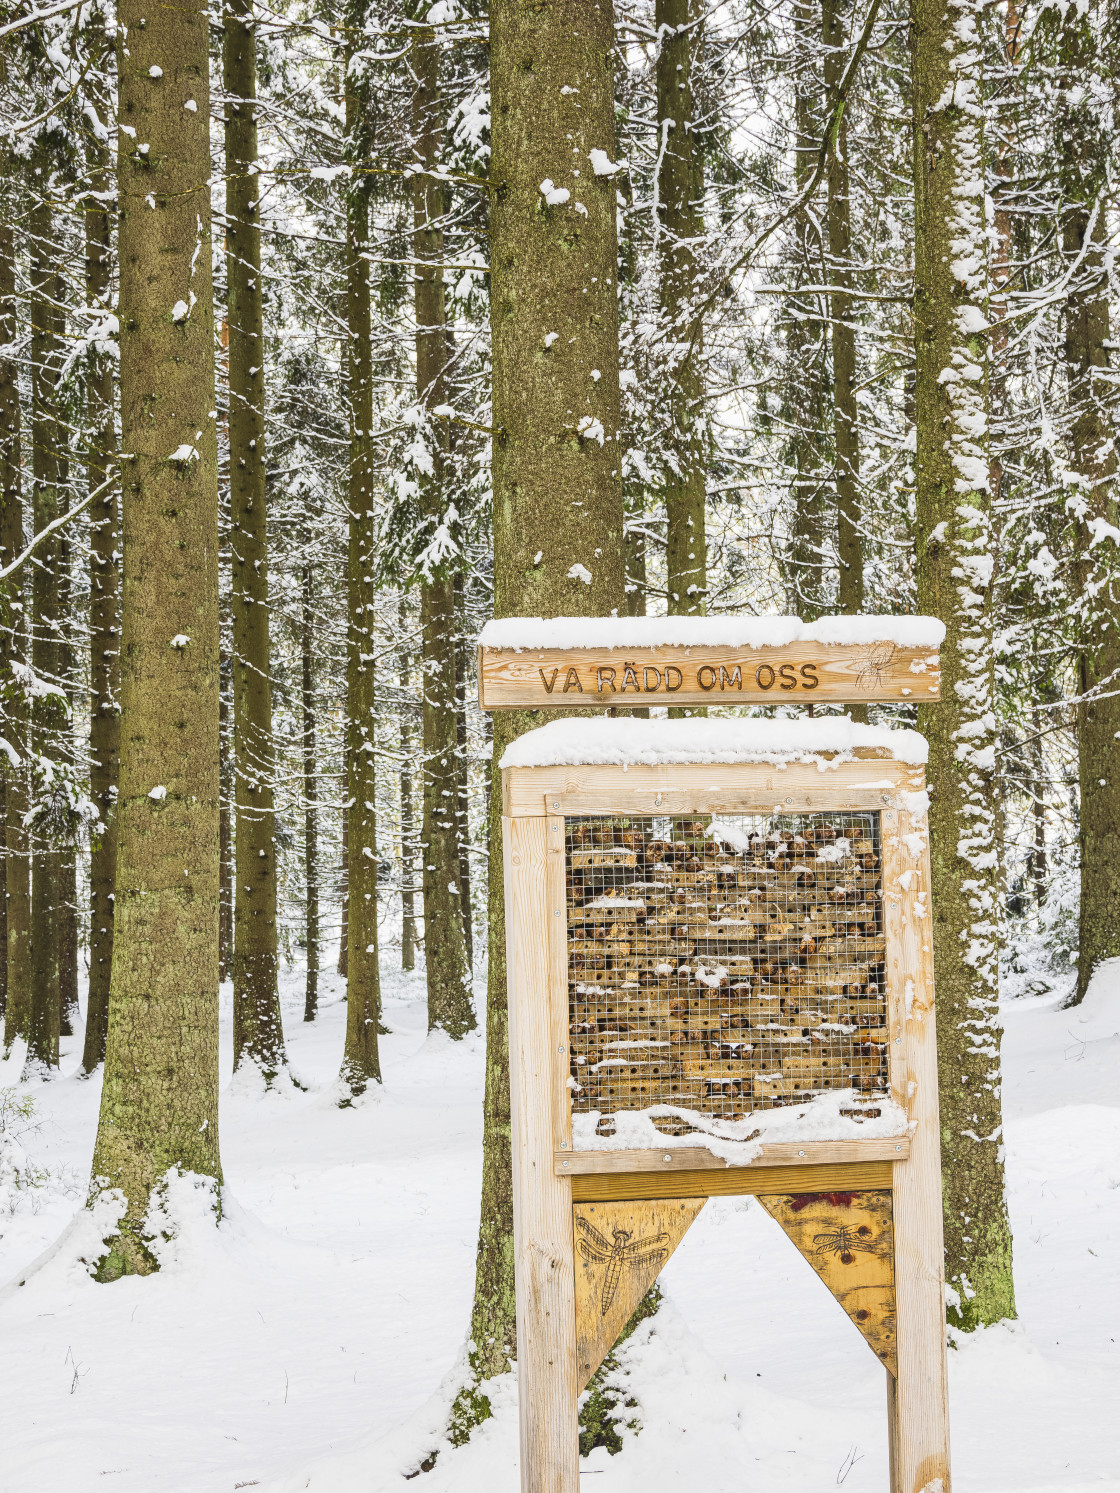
[895,1037,902,1044]
[560,1141,568,1149]
[798,1149,805,1157]
[895,1145,902,1152]
[558,1044,565,1053]
[553,801,561,810]
[786,797,793,805]
[664,1155,672,1162]
[554,910,561,916]
[563,1160,569,1167]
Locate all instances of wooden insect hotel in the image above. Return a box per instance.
[479,617,951,1493]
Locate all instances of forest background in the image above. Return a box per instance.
[0,0,1117,1483]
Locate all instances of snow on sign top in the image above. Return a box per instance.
[478,615,945,651]
[477,614,943,709]
[499,715,929,769]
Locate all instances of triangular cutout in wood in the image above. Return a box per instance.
[573,1197,706,1391]
[757,1188,897,1375]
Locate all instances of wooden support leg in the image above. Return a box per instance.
[505,817,579,1493]
[887,1368,899,1493]
[891,1157,952,1492]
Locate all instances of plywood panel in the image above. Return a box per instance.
[570,1159,894,1203]
[502,758,925,819]
[557,1140,910,1174]
[573,1198,705,1390]
[480,640,941,709]
[758,1188,897,1374]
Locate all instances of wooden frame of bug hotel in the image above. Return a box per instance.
[480,616,951,1493]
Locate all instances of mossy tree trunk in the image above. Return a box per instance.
[26,173,65,1078]
[412,23,475,1041]
[0,220,31,1051]
[224,0,286,1079]
[89,0,223,1276]
[1051,4,1120,1005]
[83,134,120,1074]
[656,0,706,620]
[911,0,1016,1328]
[455,0,625,1429]
[339,13,381,1097]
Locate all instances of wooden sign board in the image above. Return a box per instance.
[478,624,941,710]
[501,733,951,1493]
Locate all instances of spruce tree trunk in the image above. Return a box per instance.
[218,670,233,981]
[57,532,80,1041]
[0,222,30,1050]
[26,181,64,1078]
[412,24,475,1040]
[786,3,826,619]
[453,575,474,968]
[301,555,319,1021]
[0,778,6,1020]
[399,640,417,972]
[90,0,223,1275]
[83,141,120,1073]
[337,808,348,977]
[624,519,647,616]
[339,20,381,1096]
[656,0,706,619]
[224,0,285,1078]
[823,0,863,624]
[1054,7,1120,1004]
[911,0,1016,1328]
[457,0,625,1420]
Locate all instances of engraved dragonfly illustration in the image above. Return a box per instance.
[813,1222,877,1265]
[577,1215,671,1315]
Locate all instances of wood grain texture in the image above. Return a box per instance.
[503,759,926,818]
[480,640,941,708]
[880,776,952,1492]
[556,1140,910,1175]
[504,815,579,1493]
[758,1188,897,1374]
[571,1159,894,1202]
[573,1197,705,1390]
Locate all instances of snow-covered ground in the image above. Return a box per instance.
[0,956,1117,1493]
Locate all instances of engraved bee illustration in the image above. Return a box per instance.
[576,1216,671,1315]
[813,1222,877,1264]
[856,641,897,692]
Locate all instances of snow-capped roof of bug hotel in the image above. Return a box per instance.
[479,613,946,650]
[499,715,929,769]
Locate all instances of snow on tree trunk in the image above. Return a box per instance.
[412,23,475,1041]
[339,7,382,1099]
[911,0,1016,1328]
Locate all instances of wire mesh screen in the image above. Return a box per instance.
[566,812,889,1138]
